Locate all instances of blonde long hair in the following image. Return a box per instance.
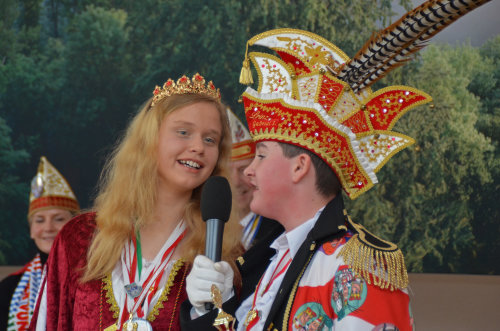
[82,93,242,282]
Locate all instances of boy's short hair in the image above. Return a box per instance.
[278,142,341,198]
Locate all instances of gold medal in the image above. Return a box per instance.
[244,308,258,326]
[211,284,235,331]
[122,317,153,331]
[123,314,138,331]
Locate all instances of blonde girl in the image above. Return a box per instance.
[31,74,242,331]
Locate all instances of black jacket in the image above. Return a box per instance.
[180,195,347,331]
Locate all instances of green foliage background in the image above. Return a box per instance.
[0,0,498,273]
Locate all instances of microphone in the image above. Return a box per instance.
[201,176,232,310]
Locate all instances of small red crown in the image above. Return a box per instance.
[151,73,221,107]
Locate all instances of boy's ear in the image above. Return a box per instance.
[291,153,312,183]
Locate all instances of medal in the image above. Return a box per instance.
[211,285,235,331]
[117,224,187,329]
[123,314,153,331]
[124,282,142,298]
[245,249,291,330]
[244,308,259,326]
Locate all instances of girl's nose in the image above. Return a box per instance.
[190,136,205,154]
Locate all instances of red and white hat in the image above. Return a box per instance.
[28,156,79,217]
[240,28,431,199]
[227,108,256,161]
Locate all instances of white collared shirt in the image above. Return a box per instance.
[240,212,255,229]
[235,207,324,331]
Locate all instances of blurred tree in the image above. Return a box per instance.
[468,36,500,274]
[46,5,133,208]
[0,116,30,264]
[0,4,132,216]
[19,0,43,28]
[42,0,116,37]
[0,0,18,63]
[347,43,497,273]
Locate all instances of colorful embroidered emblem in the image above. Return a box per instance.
[292,303,332,331]
[372,323,400,331]
[321,238,344,255]
[331,266,367,320]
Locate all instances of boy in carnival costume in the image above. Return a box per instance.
[182,0,490,330]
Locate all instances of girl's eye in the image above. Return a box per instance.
[204,137,217,144]
[34,218,44,223]
[177,129,188,136]
[257,154,265,159]
[55,217,66,222]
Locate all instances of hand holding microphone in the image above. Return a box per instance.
[186,176,234,315]
[186,256,234,316]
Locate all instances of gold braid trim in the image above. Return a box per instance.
[103,274,120,319]
[281,252,315,331]
[338,219,409,291]
[147,259,185,322]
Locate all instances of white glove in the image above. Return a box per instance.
[186,255,234,316]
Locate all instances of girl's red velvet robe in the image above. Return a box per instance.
[29,212,189,330]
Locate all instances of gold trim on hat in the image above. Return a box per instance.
[28,156,79,217]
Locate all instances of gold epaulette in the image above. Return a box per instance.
[338,215,409,291]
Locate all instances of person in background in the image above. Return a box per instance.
[0,156,79,331]
[226,108,283,250]
[29,74,243,330]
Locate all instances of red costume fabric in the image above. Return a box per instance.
[287,233,413,330]
[29,212,189,330]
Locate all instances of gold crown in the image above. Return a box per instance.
[151,73,221,107]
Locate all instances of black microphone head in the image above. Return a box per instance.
[201,176,232,223]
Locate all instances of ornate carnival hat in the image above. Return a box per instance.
[226,108,256,161]
[240,0,489,199]
[28,156,79,218]
[151,73,221,109]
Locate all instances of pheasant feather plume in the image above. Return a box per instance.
[337,0,491,92]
